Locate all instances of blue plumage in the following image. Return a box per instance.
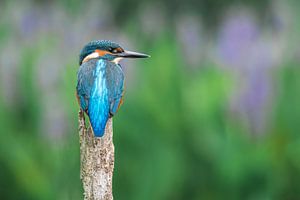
[77,59,124,137]
[88,60,110,136]
[76,40,149,137]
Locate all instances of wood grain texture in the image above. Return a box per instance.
[78,110,114,200]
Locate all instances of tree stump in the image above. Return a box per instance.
[78,110,114,200]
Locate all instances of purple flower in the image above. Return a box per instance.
[217,11,276,135]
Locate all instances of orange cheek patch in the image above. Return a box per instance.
[95,49,111,56]
[82,49,112,64]
[115,47,124,53]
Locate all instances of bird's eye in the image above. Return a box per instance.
[108,48,113,52]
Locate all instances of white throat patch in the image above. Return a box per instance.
[112,57,123,64]
[82,52,100,63]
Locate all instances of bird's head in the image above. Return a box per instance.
[79,40,150,65]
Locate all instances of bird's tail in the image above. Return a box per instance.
[89,115,108,137]
[88,98,109,137]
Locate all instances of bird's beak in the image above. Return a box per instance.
[117,50,150,58]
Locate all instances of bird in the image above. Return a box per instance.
[76,40,149,137]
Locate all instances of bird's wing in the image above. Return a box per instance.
[105,62,124,116]
[76,59,98,112]
[76,59,110,137]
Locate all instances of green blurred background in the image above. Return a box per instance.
[1,0,300,199]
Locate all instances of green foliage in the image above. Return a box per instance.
[1,1,300,200]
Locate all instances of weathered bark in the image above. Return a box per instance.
[78,110,114,200]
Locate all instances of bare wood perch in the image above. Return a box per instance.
[78,110,114,200]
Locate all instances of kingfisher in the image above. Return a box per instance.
[76,40,149,137]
